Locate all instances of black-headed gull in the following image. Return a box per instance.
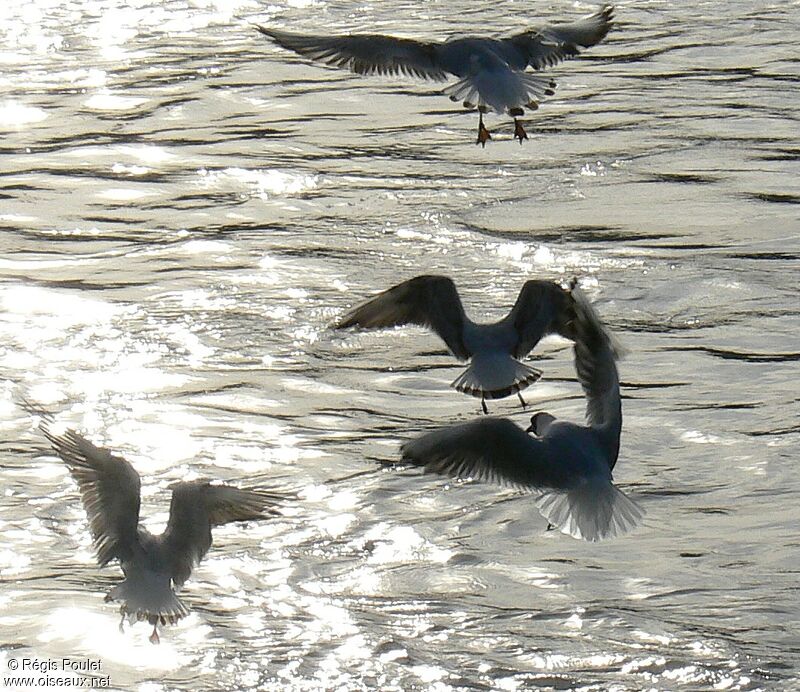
[21,401,287,644]
[400,283,643,542]
[335,275,574,412]
[255,5,614,145]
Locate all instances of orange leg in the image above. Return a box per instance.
[476,112,491,147]
[513,119,528,144]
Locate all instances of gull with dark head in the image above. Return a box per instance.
[254,5,614,145]
[335,275,575,413]
[21,401,287,644]
[400,282,643,542]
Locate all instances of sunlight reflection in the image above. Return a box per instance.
[115,144,175,165]
[196,167,318,199]
[411,664,449,686]
[111,163,150,176]
[620,656,667,674]
[40,607,193,668]
[84,10,139,61]
[108,420,203,471]
[0,101,47,127]
[495,242,526,261]
[84,92,148,111]
[96,188,157,202]
[56,68,107,88]
[79,367,191,397]
[378,648,407,664]
[281,378,357,396]
[286,599,359,642]
[633,630,673,646]
[0,282,211,409]
[319,513,355,539]
[0,548,31,576]
[1,284,124,328]
[680,430,734,445]
[365,524,453,565]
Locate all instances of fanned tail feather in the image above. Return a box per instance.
[519,72,558,104]
[106,575,190,626]
[444,73,557,113]
[535,480,643,542]
[451,357,541,400]
[444,78,479,108]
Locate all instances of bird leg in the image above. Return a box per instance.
[149,623,160,645]
[517,392,528,409]
[118,611,126,634]
[513,119,528,144]
[481,396,488,415]
[476,112,491,148]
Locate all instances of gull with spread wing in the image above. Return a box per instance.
[335,275,574,413]
[21,401,287,644]
[400,282,643,542]
[254,5,613,145]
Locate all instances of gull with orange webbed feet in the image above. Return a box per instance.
[255,5,614,145]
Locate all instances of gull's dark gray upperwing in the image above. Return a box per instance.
[508,280,574,359]
[335,275,470,360]
[255,25,449,80]
[162,481,283,588]
[401,417,555,490]
[20,400,143,568]
[569,285,623,467]
[505,4,615,70]
[570,286,622,425]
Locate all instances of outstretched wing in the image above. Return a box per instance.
[507,280,574,358]
[20,400,142,567]
[162,481,283,587]
[570,284,622,429]
[255,25,449,80]
[505,5,614,70]
[401,417,555,490]
[335,275,470,360]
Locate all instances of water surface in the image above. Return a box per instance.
[0,0,798,690]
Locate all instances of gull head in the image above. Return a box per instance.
[526,412,556,437]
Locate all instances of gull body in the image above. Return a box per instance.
[254,5,614,144]
[401,283,643,542]
[22,401,285,644]
[335,275,574,412]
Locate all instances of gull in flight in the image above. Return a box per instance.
[254,5,614,145]
[400,281,644,542]
[335,275,574,413]
[21,400,287,644]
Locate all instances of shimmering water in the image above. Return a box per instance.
[0,0,798,690]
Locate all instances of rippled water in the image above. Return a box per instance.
[0,0,798,689]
